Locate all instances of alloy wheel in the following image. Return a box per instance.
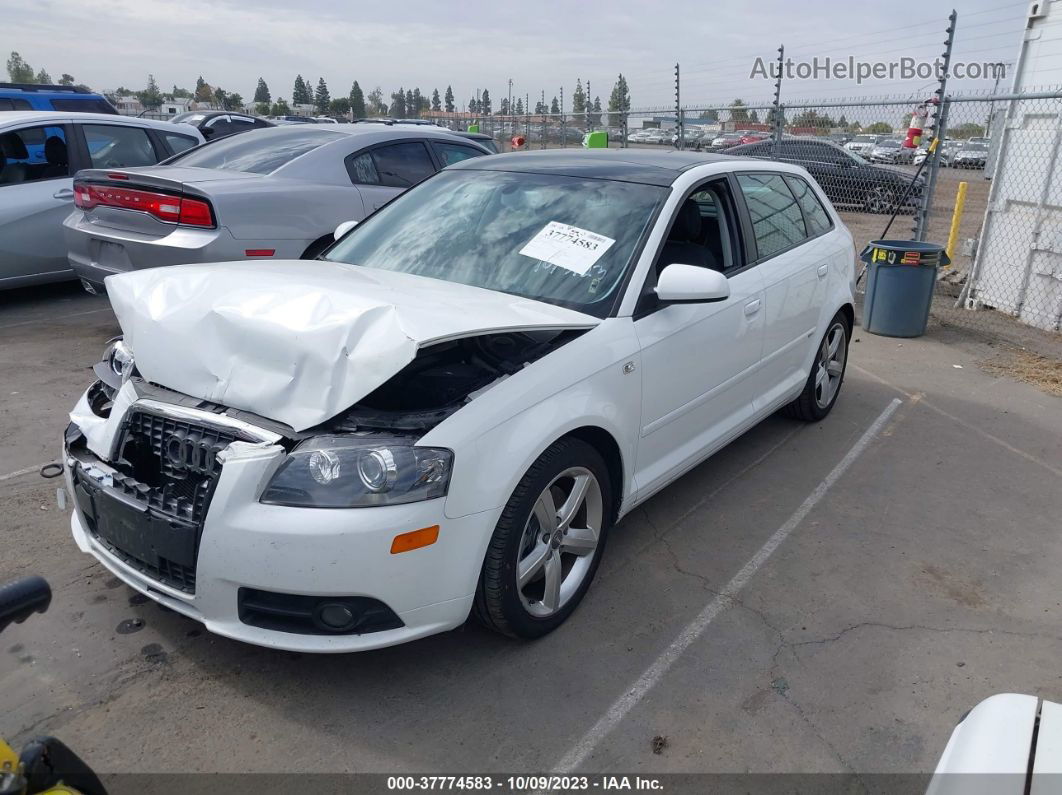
[814,323,847,410]
[516,467,603,618]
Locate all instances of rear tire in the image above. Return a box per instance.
[474,438,612,639]
[783,312,851,422]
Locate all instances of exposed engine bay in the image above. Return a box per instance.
[330,329,583,434]
[86,329,583,441]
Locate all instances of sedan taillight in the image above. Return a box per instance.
[74,184,215,228]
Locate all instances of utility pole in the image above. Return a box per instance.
[914,9,957,242]
[674,63,682,150]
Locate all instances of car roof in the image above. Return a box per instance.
[448,148,743,186]
[0,110,200,133]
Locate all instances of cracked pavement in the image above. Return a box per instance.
[1,282,1060,775]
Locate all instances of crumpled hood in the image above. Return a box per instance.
[105,261,598,431]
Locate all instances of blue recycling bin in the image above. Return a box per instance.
[860,240,950,338]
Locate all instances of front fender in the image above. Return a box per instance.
[425,318,642,521]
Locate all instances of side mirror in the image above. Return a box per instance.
[333,220,358,241]
[655,264,730,304]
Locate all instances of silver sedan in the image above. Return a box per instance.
[63,125,491,292]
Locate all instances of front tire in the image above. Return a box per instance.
[783,312,850,422]
[474,438,612,639]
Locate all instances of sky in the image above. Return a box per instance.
[6,0,1034,111]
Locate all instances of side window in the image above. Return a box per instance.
[204,117,234,139]
[737,173,808,259]
[368,142,436,187]
[431,141,485,167]
[784,175,833,237]
[162,132,198,156]
[253,118,272,128]
[227,118,256,135]
[347,152,380,185]
[655,180,735,276]
[82,124,158,168]
[51,98,116,114]
[0,125,69,184]
[0,98,32,111]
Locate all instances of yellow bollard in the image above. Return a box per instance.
[945,181,968,265]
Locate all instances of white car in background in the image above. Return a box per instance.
[0,111,203,289]
[63,150,855,652]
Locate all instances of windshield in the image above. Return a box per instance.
[167,127,344,173]
[325,169,667,318]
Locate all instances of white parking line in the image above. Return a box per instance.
[551,397,903,774]
[0,307,112,331]
[0,463,48,482]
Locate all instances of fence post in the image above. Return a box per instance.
[622,110,628,149]
[771,45,785,156]
[914,10,957,241]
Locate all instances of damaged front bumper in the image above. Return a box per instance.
[63,382,492,652]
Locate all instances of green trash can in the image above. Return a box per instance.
[860,239,950,338]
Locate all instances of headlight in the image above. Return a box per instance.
[96,338,135,389]
[260,436,453,508]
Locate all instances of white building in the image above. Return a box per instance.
[158,98,192,116]
[963,0,1062,331]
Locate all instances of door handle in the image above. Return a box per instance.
[53,188,74,200]
[817,263,829,278]
[743,298,762,317]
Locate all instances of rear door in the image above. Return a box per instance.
[734,172,826,407]
[345,140,437,212]
[0,120,79,285]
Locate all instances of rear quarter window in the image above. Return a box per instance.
[0,98,32,111]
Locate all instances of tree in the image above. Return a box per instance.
[350,81,366,118]
[194,76,213,103]
[254,78,270,104]
[58,73,75,86]
[171,86,192,99]
[292,75,310,106]
[951,122,986,139]
[213,87,228,109]
[6,52,35,83]
[431,88,441,112]
[572,79,586,117]
[391,88,407,118]
[514,97,523,115]
[412,87,424,114]
[329,97,351,115]
[137,74,163,109]
[729,98,749,123]
[315,78,330,114]
[699,108,719,121]
[589,96,602,127]
[405,88,415,117]
[467,96,478,114]
[481,88,491,115]
[607,73,631,126]
[837,114,849,128]
[271,98,291,115]
[499,97,510,116]
[444,85,455,113]
[865,121,893,134]
[367,86,386,116]
[229,92,244,110]
[551,96,560,114]
[749,109,760,123]
[255,102,270,116]
[35,68,52,84]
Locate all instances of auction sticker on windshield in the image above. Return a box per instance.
[519,221,616,275]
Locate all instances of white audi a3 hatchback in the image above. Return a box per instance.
[63,150,855,652]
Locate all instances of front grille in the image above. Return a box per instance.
[115,410,238,523]
[76,408,245,594]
